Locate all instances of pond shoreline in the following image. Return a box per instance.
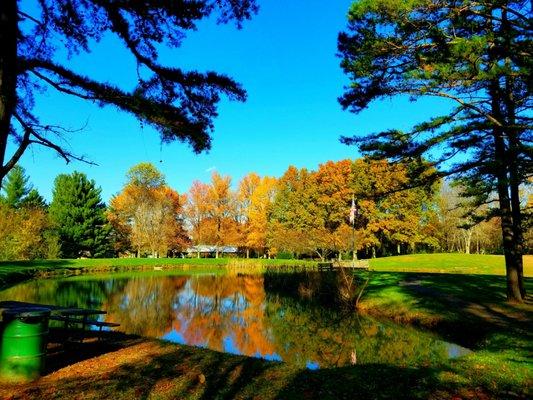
[0,258,319,291]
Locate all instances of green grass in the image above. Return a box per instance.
[368,253,533,276]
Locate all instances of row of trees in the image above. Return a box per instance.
[1,160,513,261]
[0,165,110,259]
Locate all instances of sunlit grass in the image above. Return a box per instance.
[368,253,533,276]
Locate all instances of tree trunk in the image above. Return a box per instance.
[501,3,526,300]
[490,80,524,302]
[246,248,249,259]
[0,0,18,185]
[397,243,401,255]
[463,229,472,255]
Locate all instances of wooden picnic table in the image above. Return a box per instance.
[0,301,119,341]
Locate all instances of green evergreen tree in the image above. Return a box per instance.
[338,0,531,302]
[20,188,47,209]
[1,164,30,208]
[0,1,258,184]
[49,172,112,258]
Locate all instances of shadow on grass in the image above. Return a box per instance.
[0,260,76,268]
[359,272,533,352]
[1,339,478,400]
[275,363,449,400]
[44,328,143,374]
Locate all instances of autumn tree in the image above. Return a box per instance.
[184,180,212,257]
[205,172,240,258]
[238,173,277,257]
[48,172,111,258]
[269,166,322,258]
[0,203,57,260]
[314,160,354,259]
[437,182,502,254]
[108,163,188,257]
[351,159,438,257]
[0,0,258,184]
[0,165,54,260]
[338,0,531,301]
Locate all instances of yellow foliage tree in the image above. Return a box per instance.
[108,163,188,257]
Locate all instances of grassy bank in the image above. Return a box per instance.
[0,257,315,290]
[1,253,531,287]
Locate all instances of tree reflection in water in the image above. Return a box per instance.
[0,272,464,368]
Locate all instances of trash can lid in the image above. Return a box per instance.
[2,307,51,318]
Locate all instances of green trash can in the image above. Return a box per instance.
[0,307,51,382]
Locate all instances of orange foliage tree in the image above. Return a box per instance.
[184,172,240,257]
[184,180,211,257]
[238,173,277,257]
[268,166,322,257]
[313,160,354,259]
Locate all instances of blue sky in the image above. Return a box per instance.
[13,0,451,202]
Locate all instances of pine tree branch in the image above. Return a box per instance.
[24,57,212,151]
[418,90,504,127]
[13,112,95,166]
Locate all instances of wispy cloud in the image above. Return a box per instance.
[205,166,216,173]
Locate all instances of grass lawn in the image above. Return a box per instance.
[369,253,533,276]
[0,253,531,399]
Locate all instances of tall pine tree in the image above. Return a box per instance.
[338,0,531,302]
[49,172,111,258]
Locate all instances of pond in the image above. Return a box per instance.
[0,271,471,369]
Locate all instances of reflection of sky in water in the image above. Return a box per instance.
[306,361,319,370]
[162,330,186,344]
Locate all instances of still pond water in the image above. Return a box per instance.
[0,271,470,369]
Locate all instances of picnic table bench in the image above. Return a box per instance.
[49,314,120,331]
